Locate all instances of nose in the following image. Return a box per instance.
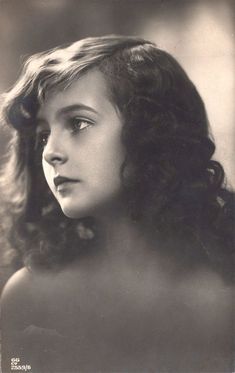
[43,134,68,166]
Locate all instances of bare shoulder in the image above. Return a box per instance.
[179,268,234,326]
[0,267,36,330]
[1,267,33,304]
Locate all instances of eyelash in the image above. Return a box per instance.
[36,117,93,150]
[35,131,50,150]
[68,117,93,133]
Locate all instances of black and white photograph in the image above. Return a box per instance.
[0,1,234,372]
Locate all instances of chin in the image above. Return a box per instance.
[60,206,89,219]
[59,195,123,220]
[59,199,99,219]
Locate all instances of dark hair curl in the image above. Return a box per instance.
[0,35,234,282]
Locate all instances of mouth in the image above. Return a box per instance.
[53,175,80,188]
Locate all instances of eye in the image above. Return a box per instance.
[69,117,93,133]
[35,130,50,150]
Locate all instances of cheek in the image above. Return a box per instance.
[42,159,53,189]
[42,158,48,179]
[91,136,125,187]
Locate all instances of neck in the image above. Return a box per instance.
[94,209,156,261]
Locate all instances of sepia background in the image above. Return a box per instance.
[0,0,234,288]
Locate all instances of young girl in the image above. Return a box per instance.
[0,35,234,372]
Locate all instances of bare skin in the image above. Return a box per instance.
[1,219,234,372]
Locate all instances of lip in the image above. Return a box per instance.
[54,175,80,188]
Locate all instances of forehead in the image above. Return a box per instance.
[36,69,115,120]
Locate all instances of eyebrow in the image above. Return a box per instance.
[36,104,99,124]
[57,104,99,117]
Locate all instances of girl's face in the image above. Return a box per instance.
[36,69,126,219]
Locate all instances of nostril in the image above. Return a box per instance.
[52,155,63,162]
[42,136,68,165]
[43,150,67,165]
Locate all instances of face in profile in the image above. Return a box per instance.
[36,69,126,219]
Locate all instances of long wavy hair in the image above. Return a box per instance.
[0,35,234,281]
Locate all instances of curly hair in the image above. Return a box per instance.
[0,35,234,281]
